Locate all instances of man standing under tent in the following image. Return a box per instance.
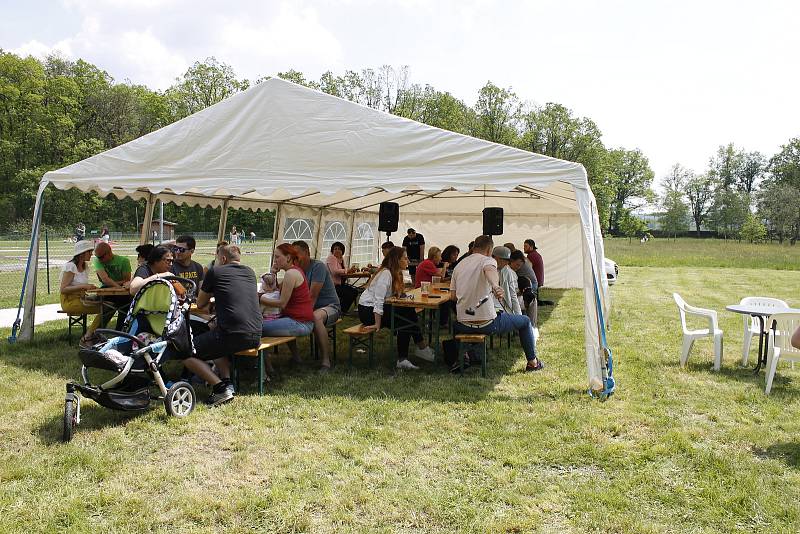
[183,244,261,406]
[451,235,543,372]
[524,238,552,306]
[293,240,341,372]
[402,228,425,278]
[170,235,204,286]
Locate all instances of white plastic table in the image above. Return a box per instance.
[726,303,800,373]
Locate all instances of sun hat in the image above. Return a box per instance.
[74,240,95,256]
[492,246,511,260]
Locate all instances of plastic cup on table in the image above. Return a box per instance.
[421,281,430,298]
[431,276,441,291]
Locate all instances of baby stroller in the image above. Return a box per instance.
[63,277,198,442]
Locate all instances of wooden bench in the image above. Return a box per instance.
[57,310,87,345]
[311,318,343,364]
[344,324,376,368]
[455,334,488,377]
[232,336,296,395]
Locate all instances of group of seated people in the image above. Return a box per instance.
[60,229,547,406]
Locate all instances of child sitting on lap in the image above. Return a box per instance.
[259,273,281,321]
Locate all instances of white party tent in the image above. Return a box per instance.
[19,77,611,386]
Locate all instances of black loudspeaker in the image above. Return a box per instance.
[482,207,504,236]
[378,202,399,233]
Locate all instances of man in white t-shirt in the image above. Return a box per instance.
[451,235,543,372]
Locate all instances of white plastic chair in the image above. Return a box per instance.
[673,293,723,371]
[764,312,800,394]
[739,297,788,366]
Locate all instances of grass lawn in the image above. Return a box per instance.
[2,244,800,532]
[605,236,800,270]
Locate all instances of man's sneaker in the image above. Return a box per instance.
[525,358,545,372]
[414,346,435,362]
[396,359,420,370]
[205,382,234,406]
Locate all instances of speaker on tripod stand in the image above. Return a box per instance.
[379,201,399,242]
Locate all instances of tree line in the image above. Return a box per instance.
[1,50,797,241]
[658,141,800,243]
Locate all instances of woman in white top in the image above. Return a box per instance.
[60,240,102,334]
[357,246,434,370]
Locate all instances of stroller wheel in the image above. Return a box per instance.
[164,381,195,417]
[63,397,77,442]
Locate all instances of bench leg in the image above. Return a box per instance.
[368,333,374,368]
[349,337,354,369]
[258,349,265,396]
[331,326,337,366]
[482,339,487,378]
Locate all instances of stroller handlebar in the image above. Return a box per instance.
[166,276,198,301]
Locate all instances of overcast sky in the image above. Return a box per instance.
[4,0,799,185]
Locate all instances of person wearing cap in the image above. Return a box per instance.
[59,240,102,336]
[401,228,425,277]
[492,246,521,316]
[451,235,542,372]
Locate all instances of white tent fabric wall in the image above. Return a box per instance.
[402,214,584,289]
[18,76,610,390]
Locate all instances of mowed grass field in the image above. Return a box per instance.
[1,238,800,532]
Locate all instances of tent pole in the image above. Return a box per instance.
[346,211,356,267]
[269,204,282,267]
[313,209,324,259]
[17,181,48,342]
[139,194,156,245]
[217,199,230,243]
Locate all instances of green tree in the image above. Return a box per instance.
[660,190,690,239]
[708,143,743,190]
[166,57,247,120]
[617,209,649,243]
[757,181,800,243]
[606,148,655,233]
[768,137,800,189]
[708,188,750,239]
[474,81,519,145]
[739,213,766,243]
[683,174,714,237]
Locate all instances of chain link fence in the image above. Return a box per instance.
[0,232,276,311]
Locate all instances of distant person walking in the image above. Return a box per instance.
[230,226,240,245]
[74,222,86,242]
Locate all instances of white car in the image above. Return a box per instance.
[604,258,619,285]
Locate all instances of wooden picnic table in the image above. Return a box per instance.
[385,285,454,363]
[84,286,132,330]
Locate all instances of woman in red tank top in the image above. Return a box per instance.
[260,244,315,366]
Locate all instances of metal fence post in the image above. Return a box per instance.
[45,228,50,293]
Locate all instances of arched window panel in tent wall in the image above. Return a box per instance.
[321,221,347,260]
[283,218,315,244]
[352,222,377,266]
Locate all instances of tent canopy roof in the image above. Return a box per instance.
[42,77,587,213]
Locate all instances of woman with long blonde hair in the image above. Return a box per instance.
[357,246,433,370]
